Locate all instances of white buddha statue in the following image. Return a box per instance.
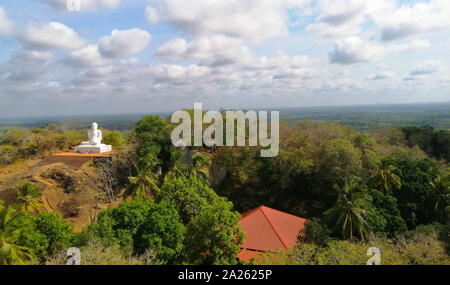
[76,122,112,154]
[87,122,102,146]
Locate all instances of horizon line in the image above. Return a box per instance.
[1,101,450,121]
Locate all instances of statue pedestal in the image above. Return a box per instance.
[75,144,112,154]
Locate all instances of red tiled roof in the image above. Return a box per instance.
[238,206,307,262]
[237,249,264,262]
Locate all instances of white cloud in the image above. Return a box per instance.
[378,0,450,41]
[410,61,442,76]
[309,0,450,41]
[146,0,308,43]
[145,6,160,24]
[37,0,121,11]
[308,0,395,39]
[153,38,188,62]
[403,76,418,82]
[367,70,395,80]
[329,37,431,65]
[329,36,384,65]
[154,35,253,66]
[3,0,450,117]
[98,29,151,58]
[19,22,86,50]
[148,64,211,82]
[387,39,431,54]
[11,50,55,63]
[308,0,367,38]
[1,49,55,82]
[65,45,110,68]
[0,7,13,36]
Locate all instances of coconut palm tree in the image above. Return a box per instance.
[13,183,44,214]
[374,165,402,194]
[0,203,33,265]
[124,154,161,199]
[429,175,450,223]
[324,180,372,240]
[190,153,212,185]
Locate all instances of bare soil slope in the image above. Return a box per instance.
[0,158,117,232]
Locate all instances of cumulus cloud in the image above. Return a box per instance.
[309,0,450,42]
[387,39,431,54]
[11,50,55,63]
[2,0,450,117]
[329,37,431,65]
[367,70,396,80]
[65,45,110,68]
[19,22,86,50]
[379,0,450,41]
[248,54,316,70]
[145,0,308,43]
[308,0,367,38]
[145,6,160,24]
[308,0,395,38]
[36,0,121,11]
[329,37,384,65]
[410,61,442,76]
[154,35,253,66]
[147,64,211,83]
[403,76,417,82]
[0,7,13,36]
[1,49,55,82]
[98,29,151,58]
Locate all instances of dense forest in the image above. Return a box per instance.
[0,112,449,265]
[1,103,449,135]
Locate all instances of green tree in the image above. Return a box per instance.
[157,174,219,224]
[79,198,185,264]
[13,182,44,214]
[33,213,73,257]
[103,130,125,147]
[352,134,381,179]
[0,202,33,265]
[190,153,212,185]
[401,126,450,162]
[318,139,363,184]
[373,165,402,194]
[125,155,161,199]
[134,201,185,263]
[383,153,439,228]
[323,181,372,240]
[184,200,243,265]
[133,116,181,173]
[298,218,333,247]
[429,175,450,223]
[369,189,407,236]
[13,212,73,261]
[157,174,243,264]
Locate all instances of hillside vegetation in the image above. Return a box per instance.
[0,114,448,265]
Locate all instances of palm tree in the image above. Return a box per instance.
[190,153,212,185]
[0,203,33,265]
[429,175,450,223]
[124,155,161,199]
[324,180,372,240]
[374,165,402,194]
[13,183,44,214]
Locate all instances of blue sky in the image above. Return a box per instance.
[0,0,449,118]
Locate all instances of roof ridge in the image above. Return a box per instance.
[258,207,289,249]
[241,207,260,218]
[260,206,307,221]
